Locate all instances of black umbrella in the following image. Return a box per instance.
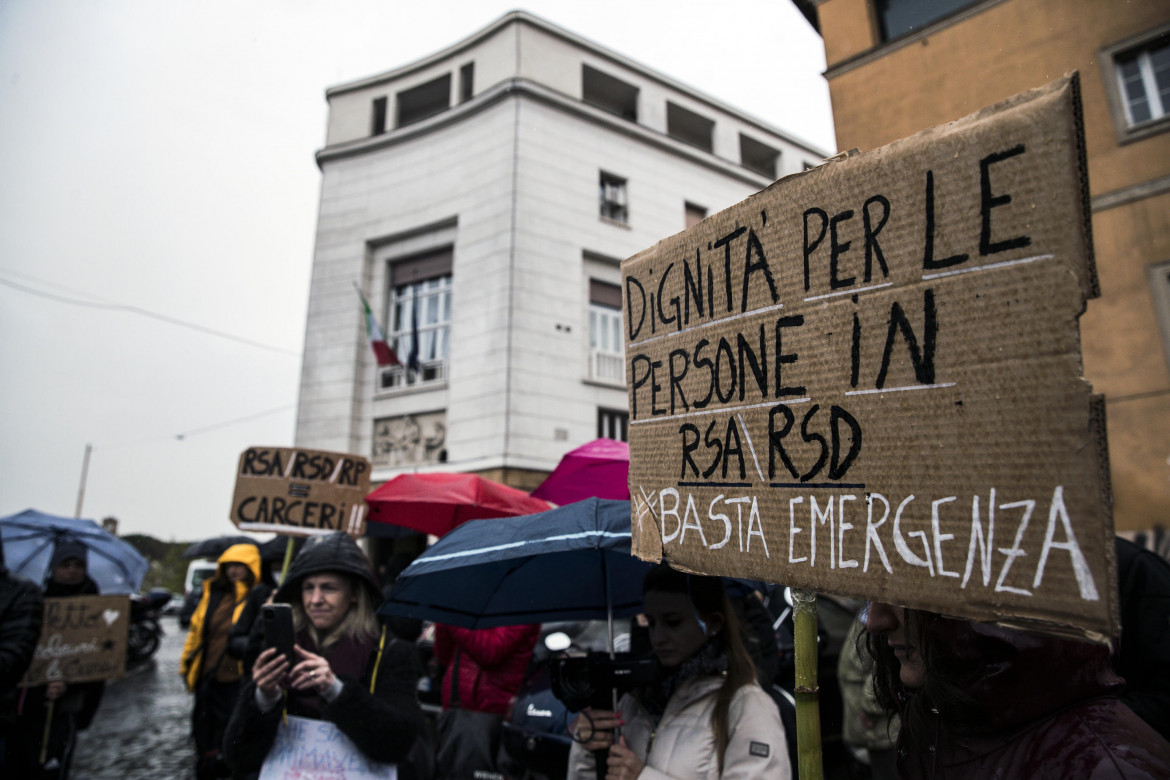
[259,535,304,564]
[181,534,258,560]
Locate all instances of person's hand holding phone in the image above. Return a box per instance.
[252,647,291,699]
[288,645,336,695]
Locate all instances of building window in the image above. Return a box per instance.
[600,172,628,224]
[396,73,451,128]
[598,408,629,442]
[1116,37,1170,127]
[380,249,452,390]
[589,280,624,385]
[583,65,638,122]
[667,102,714,152]
[685,202,707,229]
[459,63,474,103]
[1150,260,1170,370]
[371,96,388,136]
[740,134,778,179]
[874,0,982,42]
[1103,26,1170,143]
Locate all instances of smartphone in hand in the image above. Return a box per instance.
[262,603,295,666]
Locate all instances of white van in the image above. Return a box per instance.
[184,560,217,597]
[177,560,218,628]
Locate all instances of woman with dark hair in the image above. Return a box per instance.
[222,532,424,778]
[567,564,791,780]
[180,543,263,779]
[865,602,1170,778]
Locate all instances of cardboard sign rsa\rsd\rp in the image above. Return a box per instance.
[21,595,130,686]
[230,447,372,537]
[623,75,1118,643]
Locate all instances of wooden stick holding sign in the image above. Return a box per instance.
[623,74,1110,773]
[792,589,822,780]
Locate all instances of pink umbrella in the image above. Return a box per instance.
[365,473,553,537]
[531,438,630,505]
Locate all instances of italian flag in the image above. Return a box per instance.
[359,291,399,366]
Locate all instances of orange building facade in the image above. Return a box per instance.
[799,0,1170,532]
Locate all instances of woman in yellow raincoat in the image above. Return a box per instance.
[180,543,263,780]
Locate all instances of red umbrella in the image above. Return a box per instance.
[365,472,553,537]
[531,438,630,505]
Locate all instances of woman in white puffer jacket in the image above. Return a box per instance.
[567,565,792,780]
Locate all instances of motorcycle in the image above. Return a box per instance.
[126,588,170,667]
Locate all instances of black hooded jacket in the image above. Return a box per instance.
[272,531,383,606]
[888,616,1170,779]
[222,533,425,777]
[0,556,43,730]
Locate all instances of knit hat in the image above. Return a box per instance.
[274,532,381,606]
[49,538,88,571]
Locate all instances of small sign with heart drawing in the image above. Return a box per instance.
[20,594,130,686]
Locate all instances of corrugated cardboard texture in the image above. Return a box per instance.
[623,75,1118,642]
[21,595,130,685]
[230,446,371,538]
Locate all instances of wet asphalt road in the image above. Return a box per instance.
[73,615,196,779]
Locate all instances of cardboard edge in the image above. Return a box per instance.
[1067,71,1100,300]
[1090,392,1121,638]
[787,75,1096,300]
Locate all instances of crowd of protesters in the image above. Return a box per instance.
[2,528,1170,779]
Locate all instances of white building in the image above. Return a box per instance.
[294,10,829,492]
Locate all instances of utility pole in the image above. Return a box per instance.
[75,443,92,518]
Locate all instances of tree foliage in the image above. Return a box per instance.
[122,534,192,594]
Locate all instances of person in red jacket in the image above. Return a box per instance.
[433,623,540,779]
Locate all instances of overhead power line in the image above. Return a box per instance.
[94,403,299,451]
[0,270,302,357]
[174,404,298,440]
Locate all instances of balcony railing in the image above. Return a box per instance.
[378,359,446,391]
[590,349,625,385]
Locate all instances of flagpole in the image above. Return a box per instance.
[75,442,92,518]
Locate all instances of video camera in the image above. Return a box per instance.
[549,651,658,712]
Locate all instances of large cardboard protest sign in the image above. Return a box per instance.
[624,75,1118,642]
[231,447,372,537]
[21,595,129,686]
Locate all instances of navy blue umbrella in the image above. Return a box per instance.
[380,498,654,629]
[0,509,150,594]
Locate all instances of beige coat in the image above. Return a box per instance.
[568,675,791,780]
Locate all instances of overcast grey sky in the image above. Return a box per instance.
[0,0,834,543]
